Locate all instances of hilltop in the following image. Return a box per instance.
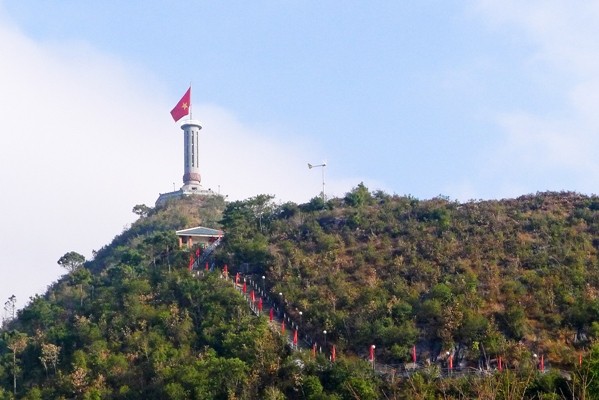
[2,187,599,399]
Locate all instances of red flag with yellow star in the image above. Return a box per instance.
[170,87,191,122]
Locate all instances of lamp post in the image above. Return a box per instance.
[370,345,376,370]
[323,330,327,348]
[308,162,327,202]
[262,275,265,295]
[299,311,303,327]
[279,292,284,316]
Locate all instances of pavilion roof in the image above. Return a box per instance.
[175,226,224,238]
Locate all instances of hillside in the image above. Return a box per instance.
[2,187,599,399]
[225,188,599,368]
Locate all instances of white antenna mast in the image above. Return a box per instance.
[308,161,327,202]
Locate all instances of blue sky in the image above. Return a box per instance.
[1,0,598,309]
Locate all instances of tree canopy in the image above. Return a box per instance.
[57,251,86,273]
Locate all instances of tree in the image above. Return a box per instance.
[132,204,151,218]
[301,196,326,212]
[72,267,93,307]
[5,330,28,396]
[57,251,86,273]
[221,195,276,265]
[143,231,177,269]
[39,343,60,376]
[3,295,16,325]
[344,182,372,208]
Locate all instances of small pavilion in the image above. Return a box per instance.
[176,226,224,249]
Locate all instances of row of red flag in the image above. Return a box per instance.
[195,261,573,371]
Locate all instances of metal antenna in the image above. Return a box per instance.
[308,162,327,202]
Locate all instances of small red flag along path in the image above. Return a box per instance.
[498,356,503,371]
[269,308,274,321]
[540,354,545,372]
[370,345,375,362]
[170,87,191,122]
[205,262,209,271]
[293,329,298,346]
[223,264,228,278]
[412,345,417,363]
[332,345,336,362]
[258,297,263,312]
[449,354,453,371]
[188,255,194,271]
[312,343,317,358]
[243,281,247,293]
[251,290,255,303]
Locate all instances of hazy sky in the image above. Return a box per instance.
[1,1,598,310]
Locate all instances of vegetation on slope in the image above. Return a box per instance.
[0,195,381,399]
[3,188,599,398]
[220,187,599,369]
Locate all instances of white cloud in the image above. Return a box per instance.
[471,1,599,197]
[476,1,599,74]
[0,12,173,309]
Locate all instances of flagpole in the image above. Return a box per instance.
[189,82,193,120]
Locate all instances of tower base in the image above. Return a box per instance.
[155,186,217,207]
